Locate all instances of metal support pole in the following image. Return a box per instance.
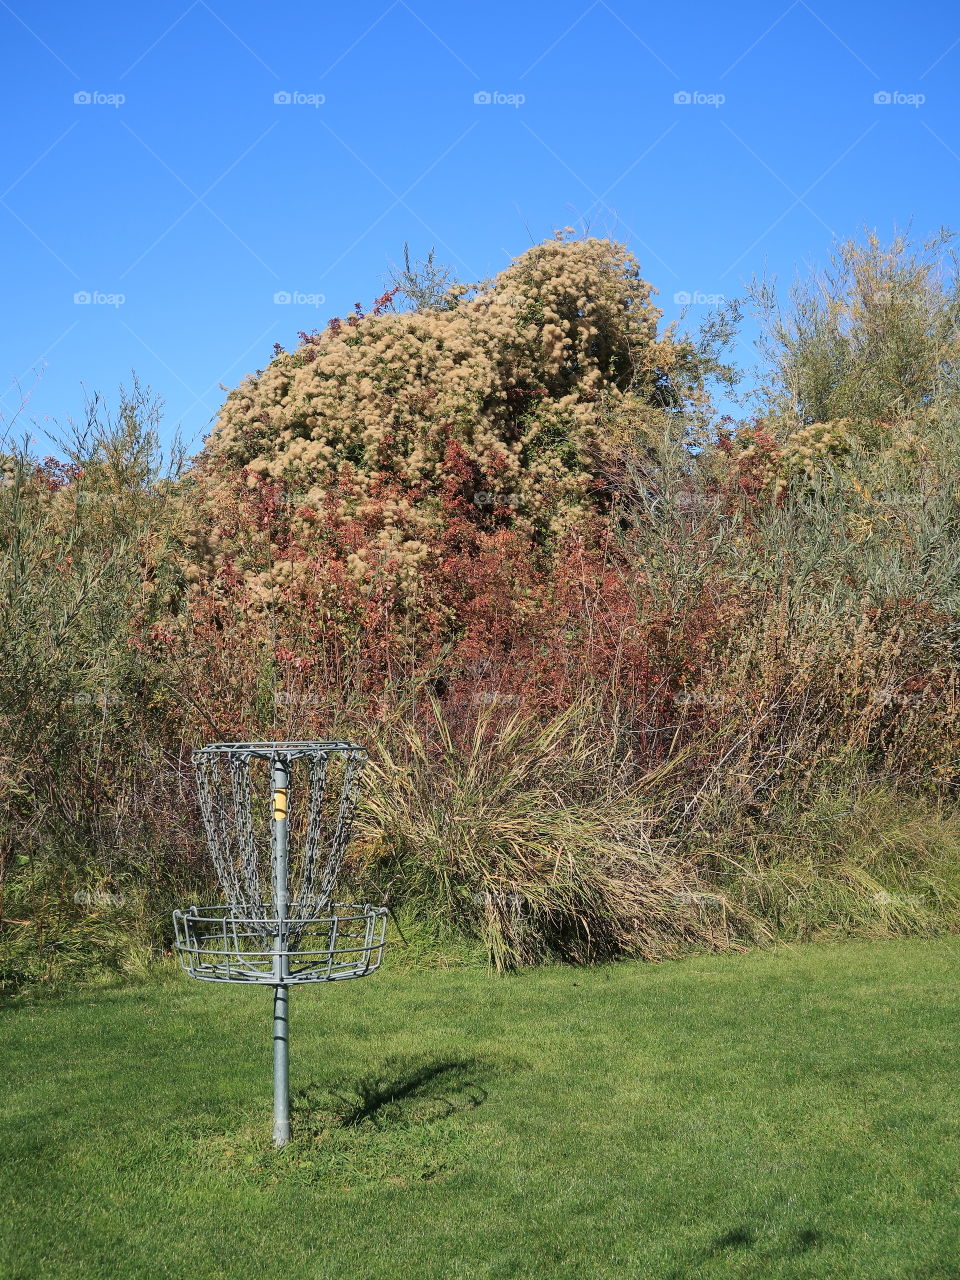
[272,985,290,1146]
[272,757,291,1146]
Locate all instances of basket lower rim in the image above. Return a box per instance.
[172,902,387,985]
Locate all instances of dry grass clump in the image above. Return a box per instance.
[713,784,960,943]
[354,698,759,972]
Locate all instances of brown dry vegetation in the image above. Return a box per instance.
[3,229,960,984]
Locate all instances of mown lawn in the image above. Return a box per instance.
[1,938,959,1280]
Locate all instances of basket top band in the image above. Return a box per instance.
[193,740,366,761]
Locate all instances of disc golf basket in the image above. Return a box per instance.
[173,741,387,1146]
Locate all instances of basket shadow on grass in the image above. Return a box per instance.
[295,1056,491,1132]
[199,1055,502,1190]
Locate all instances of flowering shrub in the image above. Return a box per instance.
[171,234,708,731]
[209,233,698,544]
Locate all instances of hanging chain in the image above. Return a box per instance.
[231,755,264,914]
[193,745,366,940]
[196,755,241,906]
[315,752,365,907]
[295,751,331,920]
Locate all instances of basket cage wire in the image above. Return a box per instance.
[173,742,386,984]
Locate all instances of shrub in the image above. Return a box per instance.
[749,228,960,428]
[0,387,202,987]
[208,233,710,546]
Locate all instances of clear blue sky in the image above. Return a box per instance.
[2,0,957,453]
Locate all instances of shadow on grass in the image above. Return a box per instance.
[193,1058,501,1189]
[704,1226,756,1256]
[293,1055,494,1135]
[667,1223,826,1278]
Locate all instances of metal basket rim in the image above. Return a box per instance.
[192,740,366,761]
[172,900,388,985]
[173,902,386,924]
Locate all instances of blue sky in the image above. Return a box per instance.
[1,0,958,454]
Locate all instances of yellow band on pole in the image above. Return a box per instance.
[273,788,288,821]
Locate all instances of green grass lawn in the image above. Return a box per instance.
[2,938,959,1280]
